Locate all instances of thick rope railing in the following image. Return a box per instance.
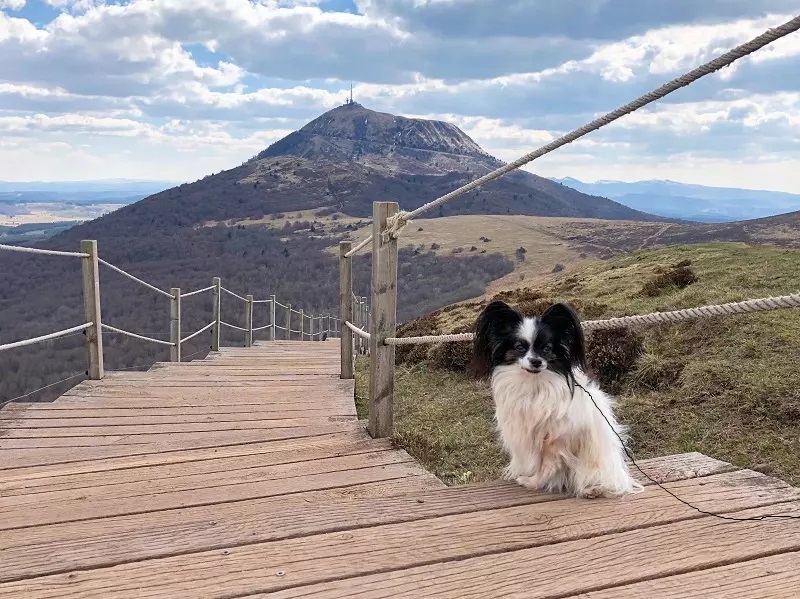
[383,292,800,345]
[180,321,215,344]
[221,287,247,302]
[342,14,800,257]
[345,236,371,258]
[582,292,800,331]
[101,323,176,346]
[252,298,273,304]
[252,324,273,332]
[0,323,93,352]
[98,258,173,299]
[345,320,371,340]
[385,332,473,346]
[182,285,215,298]
[0,243,89,258]
[221,320,248,332]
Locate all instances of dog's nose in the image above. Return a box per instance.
[530,358,543,368]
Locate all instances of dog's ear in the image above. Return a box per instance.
[470,301,519,378]
[541,302,586,372]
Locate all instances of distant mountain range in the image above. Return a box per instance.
[552,177,800,222]
[0,179,180,195]
[0,179,182,231]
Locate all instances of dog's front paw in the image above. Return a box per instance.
[577,486,605,499]
[515,475,541,490]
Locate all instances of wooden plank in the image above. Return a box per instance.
[565,551,800,598]
[0,438,392,495]
[4,473,797,598]
[62,381,351,392]
[0,423,363,467]
[0,423,355,449]
[0,455,735,584]
[40,401,355,413]
[155,358,341,364]
[0,431,376,483]
[101,376,343,382]
[0,407,355,420]
[0,430,373,482]
[1,415,356,437]
[60,385,352,395]
[49,393,355,406]
[262,501,800,599]
[0,456,424,530]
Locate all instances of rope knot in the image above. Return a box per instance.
[383,210,411,242]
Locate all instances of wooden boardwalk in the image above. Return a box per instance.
[1,340,799,597]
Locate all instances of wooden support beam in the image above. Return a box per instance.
[80,240,104,380]
[339,241,354,379]
[368,201,398,438]
[170,288,181,362]
[270,295,276,341]
[211,277,221,351]
[245,294,253,348]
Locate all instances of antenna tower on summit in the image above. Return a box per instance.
[349,82,353,104]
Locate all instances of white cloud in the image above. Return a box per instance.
[0,0,26,10]
[0,2,799,194]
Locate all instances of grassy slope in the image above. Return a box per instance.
[356,242,800,486]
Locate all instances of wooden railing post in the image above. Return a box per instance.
[270,295,276,341]
[170,287,181,362]
[356,297,362,353]
[353,296,358,355]
[339,241,354,379]
[300,309,305,340]
[309,314,315,342]
[368,201,398,438]
[211,277,221,351]
[286,303,292,340]
[361,296,368,354]
[366,303,372,356]
[245,294,253,348]
[80,240,104,379]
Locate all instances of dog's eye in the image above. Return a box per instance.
[514,342,527,353]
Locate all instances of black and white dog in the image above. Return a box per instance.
[472,300,642,498]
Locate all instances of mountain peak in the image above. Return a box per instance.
[258,102,493,165]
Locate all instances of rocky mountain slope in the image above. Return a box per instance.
[91,102,661,232]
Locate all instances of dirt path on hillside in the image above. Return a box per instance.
[638,224,673,250]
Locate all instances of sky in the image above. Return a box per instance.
[1,1,799,191]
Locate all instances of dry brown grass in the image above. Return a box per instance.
[358,242,800,486]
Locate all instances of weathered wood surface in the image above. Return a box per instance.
[1,340,798,597]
